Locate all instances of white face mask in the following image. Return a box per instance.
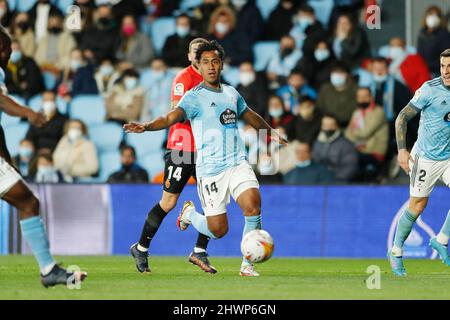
[42,101,56,115]
[215,22,229,35]
[426,14,440,29]
[296,159,311,168]
[239,71,255,86]
[389,46,404,60]
[258,160,275,175]
[70,59,83,71]
[68,128,82,142]
[330,72,346,87]
[124,77,138,90]
[100,64,114,77]
[314,49,330,62]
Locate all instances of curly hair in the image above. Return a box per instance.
[195,40,226,63]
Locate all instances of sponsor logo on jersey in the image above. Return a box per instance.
[173,83,184,96]
[220,108,237,127]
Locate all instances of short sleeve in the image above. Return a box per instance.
[409,83,431,110]
[177,92,199,120]
[236,91,249,117]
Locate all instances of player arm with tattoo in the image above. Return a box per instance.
[395,103,420,173]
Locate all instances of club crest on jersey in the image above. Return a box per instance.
[220,108,237,127]
[173,83,184,96]
[444,112,450,122]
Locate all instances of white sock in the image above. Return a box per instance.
[137,244,148,252]
[41,262,56,276]
[436,232,449,245]
[391,245,403,257]
[193,247,206,254]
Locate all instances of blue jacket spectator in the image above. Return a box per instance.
[267,35,302,87]
[276,70,317,113]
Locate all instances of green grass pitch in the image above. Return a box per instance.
[1,256,450,299]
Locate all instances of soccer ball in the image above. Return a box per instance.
[240,229,274,263]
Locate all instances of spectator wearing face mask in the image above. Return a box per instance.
[5,40,44,99]
[94,58,121,96]
[53,119,99,181]
[162,14,196,68]
[276,70,316,113]
[141,58,175,121]
[345,87,388,182]
[297,40,337,90]
[417,6,450,78]
[79,5,121,63]
[34,13,77,74]
[283,141,335,185]
[57,48,99,98]
[116,14,154,70]
[289,5,326,56]
[266,95,294,132]
[25,91,68,152]
[236,61,268,118]
[231,0,264,44]
[105,68,144,125]
[312,114,358,183]
[386,37,430,93]
[317,63,357,127]
[27,0,63,42]
[267,35,302,88]
[32,152,65,183]
[107,145,149,183]
[13,139,36,179]
[287,95,321,145]
[207,5,253,66]
[331,13,371,70]
[368,57,416,157]
[10,12,36,57]
[192,0,221,36]
[264,0,300,41]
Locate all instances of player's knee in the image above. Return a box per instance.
[210,225,228,238]
[160,196,178,212]
[21,196,40,217]
[409,198,428,214]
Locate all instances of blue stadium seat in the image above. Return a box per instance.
[88,122,124,153]
[150,17,176,55]
[98,151,121,182]
[253,41,279,72]
[256,0,278,20]
[55,0,74,12]
[125,130,166,159]
[308,0,334,27]
[139,151,165,179]
[222,66,241,87]
[4,123,29,157]
[180,0,203,10]
[69,95,106,125]
[15,0,37,12]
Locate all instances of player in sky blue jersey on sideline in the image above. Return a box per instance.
[389,48,450,276]
[124,41,287,276]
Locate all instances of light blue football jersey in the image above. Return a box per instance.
[409,77,450,161]
[177,82,248,177]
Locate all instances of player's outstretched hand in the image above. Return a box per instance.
[123,122,146,133]
[398,149,413,174]
[27,111,47,128]
[270,134,288,146]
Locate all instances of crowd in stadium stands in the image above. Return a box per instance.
[2,0,450,185]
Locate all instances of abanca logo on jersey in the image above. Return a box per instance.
[220,108,237,127]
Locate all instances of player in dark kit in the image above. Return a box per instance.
[129,38,217,274]
[0,26,87,287]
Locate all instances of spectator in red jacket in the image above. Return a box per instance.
[387,37,431,93]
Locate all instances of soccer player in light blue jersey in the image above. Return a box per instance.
[389,49,450,276]
[124,41,287,276]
